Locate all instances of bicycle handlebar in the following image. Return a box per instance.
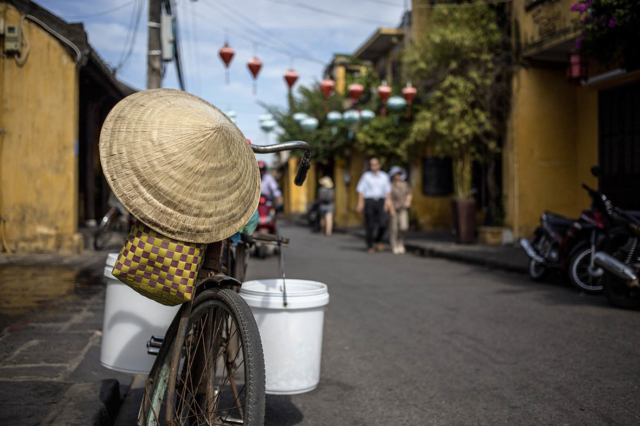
[251,141,312,187]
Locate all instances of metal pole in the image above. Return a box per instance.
[147,0,162,89]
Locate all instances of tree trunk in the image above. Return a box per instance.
[453,151,472,200]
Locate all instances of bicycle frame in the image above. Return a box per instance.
[141,141,310,425]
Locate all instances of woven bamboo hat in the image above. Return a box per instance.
[99,89,260,244]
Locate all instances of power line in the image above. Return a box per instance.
[66,0,138,19]
[191,0,202,94]
[166,0,186,90]
[209,0,322,64]
[181,0,195,90]
[266,0,394,26]
[196,1,326,65]
[116,0,145,72]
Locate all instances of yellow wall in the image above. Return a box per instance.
[504,64,640,237]
[282,156,313,215]
[1,4,81,253]
[514,0,579,57]
[409,158,452,230]
[333,150,367,228]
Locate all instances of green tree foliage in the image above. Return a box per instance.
[571,0,640,71]
[355,116,413,166]
[262,63,414,166]
[261,83,351,164]
[405,2,508,200]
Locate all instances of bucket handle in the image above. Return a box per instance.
[278,236,288,308]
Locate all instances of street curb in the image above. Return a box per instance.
[403,242,528,274]
[41,379,122,426]
[342,228,528,275]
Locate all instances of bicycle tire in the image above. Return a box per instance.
[140,288,265,425]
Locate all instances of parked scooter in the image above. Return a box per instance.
[594,208,640,309]
[520,170,611,292]
[254,195,278,259]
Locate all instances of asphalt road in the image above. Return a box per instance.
[245,225,640,426]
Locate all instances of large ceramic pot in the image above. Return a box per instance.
[451,199,476,244]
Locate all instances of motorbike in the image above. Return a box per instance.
[93,203,136,250]
[520,179,611,293]
[254,195,278,259]
[594,208,640,309]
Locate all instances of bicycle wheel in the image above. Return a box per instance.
[140,288,265,425]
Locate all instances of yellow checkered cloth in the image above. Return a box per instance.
[112,221,206,306]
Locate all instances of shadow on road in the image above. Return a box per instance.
[265,394,304,426]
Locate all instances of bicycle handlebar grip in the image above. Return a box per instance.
[294,154,311,186]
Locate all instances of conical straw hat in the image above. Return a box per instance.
[99,89,260,243]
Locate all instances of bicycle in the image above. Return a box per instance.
[138,141,311,426]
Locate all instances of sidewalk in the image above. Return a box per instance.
[0,243,131,425]
[344,228,529,274]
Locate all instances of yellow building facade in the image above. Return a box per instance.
[0,1,132,253]
[505,0,640,237]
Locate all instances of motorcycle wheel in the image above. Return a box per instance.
[528,259,547,281]
[568,247,603,293]
[602,237,640,309]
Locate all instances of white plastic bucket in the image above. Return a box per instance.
[100,253,180,374]
[240,279,329,395]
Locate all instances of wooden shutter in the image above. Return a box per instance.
[598,80,640,210]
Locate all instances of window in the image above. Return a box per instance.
[598,80,640,209]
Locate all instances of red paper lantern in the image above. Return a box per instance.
[378,82,392,117]
[219,43,235,84]
[248,57,263,95]
[402,83,417,105]
[320,78,335,99]
[402,83,418,119]
[348,83,364,104]
[284,69,299,90]
[569,54,587,80]
[378,83,392,104]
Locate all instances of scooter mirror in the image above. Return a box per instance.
[591,165,601,177]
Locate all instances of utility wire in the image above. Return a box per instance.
[166,0,186,90]
[209,0,322,64]
[197,1,326,65]
[66,0,138,20]
[181,0,195,89]
[266,0,394,26]
[116,0,145,72]
[191,0,202,94]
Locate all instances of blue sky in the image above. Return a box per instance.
[39,0,408,162]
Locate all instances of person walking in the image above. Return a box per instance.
[389,166,412,254]
[317,176,335,236]
[356,157,392,253]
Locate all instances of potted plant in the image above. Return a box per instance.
[405,2,508,244]
[570,1,640,72]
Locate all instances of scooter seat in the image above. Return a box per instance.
[544,212,575,227]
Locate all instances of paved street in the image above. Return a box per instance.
[2,225,640,425]
[249,225,640,426]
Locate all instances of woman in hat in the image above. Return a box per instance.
[317,176,335,236]
[389,166,412,254]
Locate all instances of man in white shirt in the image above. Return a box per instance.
[356,157,393,253]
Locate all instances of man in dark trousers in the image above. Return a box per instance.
[356,157,393,253]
